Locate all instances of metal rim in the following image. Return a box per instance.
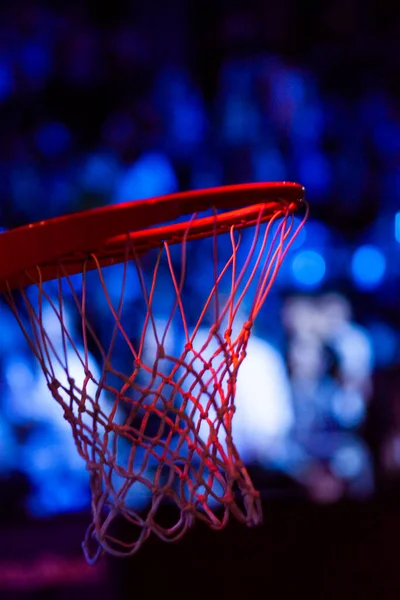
[0,182,305,290]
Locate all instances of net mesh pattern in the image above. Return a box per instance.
[3,201,305,562]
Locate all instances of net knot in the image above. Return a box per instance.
[218,404,235,419]
[187,440,198,452]
[48,377,61,392]
[243,320,253,331]
[224,327,232,341]
[162,374,173,386]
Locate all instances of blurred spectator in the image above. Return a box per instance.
[282,293,374,501]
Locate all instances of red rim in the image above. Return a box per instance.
[0,182,305,290]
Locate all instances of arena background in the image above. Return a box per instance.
[0,1,400,598]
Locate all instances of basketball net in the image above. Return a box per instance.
[3,199,306,562]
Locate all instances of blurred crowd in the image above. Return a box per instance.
[1,1,400,520]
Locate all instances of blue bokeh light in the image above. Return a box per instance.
[368,321,398,367]
[0,60,13,101]
[35,122,72,158]
[351,245,386,289]
[395,212,400,243]
[297,150,332,198]
[303,219,331,248]
[115,151,178,203]
[252,146,287,182]
[291,249,326,288]
[20,42,52,81]
[80,152,121,194]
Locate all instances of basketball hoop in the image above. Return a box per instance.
[0,182,307,562]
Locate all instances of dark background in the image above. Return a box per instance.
[1,1,400,598]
